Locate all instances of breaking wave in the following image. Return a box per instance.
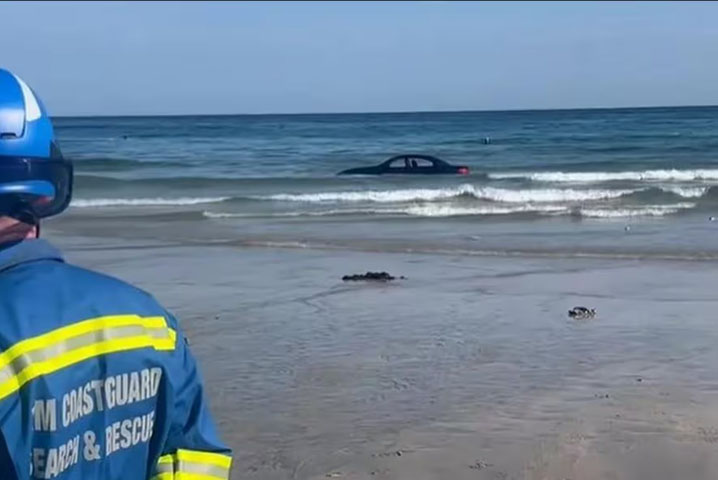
[71,197,231,208]
[262,185,636,204]
[489,169,718,183]
[578,203,696,218]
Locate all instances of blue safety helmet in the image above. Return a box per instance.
[0,68,72,220]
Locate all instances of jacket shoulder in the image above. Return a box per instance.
[1,258,172,322]
[63,262,170,316]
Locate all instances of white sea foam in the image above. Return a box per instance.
[474,187,633,203]
[403,204,569,217]
[264,186,477,203]
[202,208,404,219]
[263,185,634,204]
[204,204,568,219]
[659,186,708,198]
[71,197,230,207]
[490,169,718,183]
[579,203,695,218]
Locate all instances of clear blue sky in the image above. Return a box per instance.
[2,1,718,116]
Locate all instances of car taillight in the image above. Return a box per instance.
[457,167,470,175]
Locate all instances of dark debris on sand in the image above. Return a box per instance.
[568,306,596,319]
[469,460,494,470]
[342,271,406,282]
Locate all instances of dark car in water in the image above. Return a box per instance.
[338,154,470,176]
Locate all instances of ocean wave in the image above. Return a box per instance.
[71,197,230,208]
[263,185,635,204]
[623,186,709,202]
[202,208,402,219]
[264,186,475,203]
[477,187,632,203]
[490,169,718,183]
[70,184,711,212]
[403,204,568,217]
[578,203,695,218]
[204,204,569,219]
[203,211,257,219]
[659,186,708,198]
[204,201,699,220]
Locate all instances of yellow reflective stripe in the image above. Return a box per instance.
[0,315,168,370]
[176,463,229,479]
[151,454,177,479]
[0,315,176,401]
[155,450,232,480]
[176,449,232,470]
[155,454,175,474]
[175,473,227,480]
[150,475,174,480]
[0,315,172,371]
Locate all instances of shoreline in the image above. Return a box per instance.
[45,207,718,264]
[49,228,718,265]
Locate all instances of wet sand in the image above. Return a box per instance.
[51,231,718,480]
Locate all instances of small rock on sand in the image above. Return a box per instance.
[469,460,493,470]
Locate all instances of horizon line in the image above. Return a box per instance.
[53,103,718,119]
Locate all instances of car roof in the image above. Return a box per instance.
[383,154,447,165]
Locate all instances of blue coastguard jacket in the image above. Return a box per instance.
[0,239,232,479]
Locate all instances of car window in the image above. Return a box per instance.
[412,158,434,168]
[389,158,410,169]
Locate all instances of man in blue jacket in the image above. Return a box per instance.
[0,68,232,479]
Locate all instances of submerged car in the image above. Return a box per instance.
[338,154,470,175]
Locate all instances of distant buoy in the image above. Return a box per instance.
[482,137,491,145]
[710,216,716,222]
[624,225,631,232]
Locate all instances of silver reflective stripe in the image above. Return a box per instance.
[0,324,172,385]
[154,461,174,475]
[178,460,230,479]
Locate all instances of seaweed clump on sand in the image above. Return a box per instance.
[568,306,596,319]
[342,271,406,282]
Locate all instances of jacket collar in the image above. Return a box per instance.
[0,239,64,273]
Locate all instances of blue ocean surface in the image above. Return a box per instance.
[54,107,718,258]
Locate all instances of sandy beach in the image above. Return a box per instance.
[46,218,718,480]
